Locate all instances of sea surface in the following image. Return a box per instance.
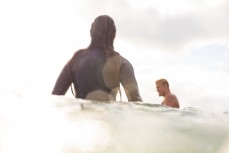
[0,92,229,153]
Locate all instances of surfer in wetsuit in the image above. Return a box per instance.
[52,15,142,102]
[155,79,179,108]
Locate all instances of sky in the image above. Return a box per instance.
[0,0,229,113]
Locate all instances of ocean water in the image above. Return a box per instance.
[0,92,229,153]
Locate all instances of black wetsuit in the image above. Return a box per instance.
[52,49,142,102]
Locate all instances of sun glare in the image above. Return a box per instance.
[62,119,113,153]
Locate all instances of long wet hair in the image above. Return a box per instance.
[69,15,122,99]
[88,15,116,51]
[88,15,122,98]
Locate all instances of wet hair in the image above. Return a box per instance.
[68,15,122,98]
[156,79,169,87]
[88,15,116,51]
[89,15,122,95]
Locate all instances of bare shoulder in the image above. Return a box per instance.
[165,93,179,108]
[166,93,177,100]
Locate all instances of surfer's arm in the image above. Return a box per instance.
[52,62,71,95]
[120,61,142,102]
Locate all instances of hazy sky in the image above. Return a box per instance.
[0,0,229,113]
